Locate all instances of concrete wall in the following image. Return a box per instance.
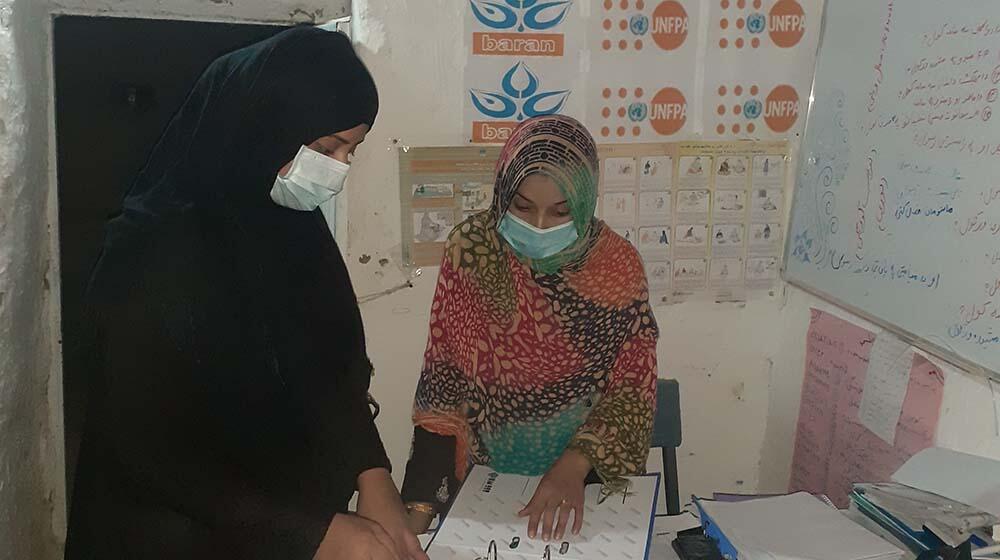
[0,0,61,556]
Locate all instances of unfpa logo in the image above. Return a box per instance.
[714,84,799,135]
[650,87,687,135]
[471,0,573,56]
[599,85,685,139]
[768,0,806,47]
[651,1,688,50]
[600,0,687,52]
[718,0,805,50]
[763,85,799,132]
[470,62,570,143]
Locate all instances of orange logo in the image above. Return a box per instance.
[472,33,565,57]
[764,85,799,133]
[649,87,687,135]
[651,1,689,51]
[472,121,518,144]
[768,0,805,48]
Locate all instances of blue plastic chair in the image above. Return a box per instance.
[651,378,682,514]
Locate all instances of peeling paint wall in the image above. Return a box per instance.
[0,0,61,556]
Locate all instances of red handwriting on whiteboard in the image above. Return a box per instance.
[981,187,1000,205]
[957,215,1000,236]
[877,178,888,232]
[856,152,876,259]
[959,300,992,326]
[868,1,895,113]
[987,276,1000,298]
[914,133,1000,158]
[957,211,988,236]
[923,20,1000,48]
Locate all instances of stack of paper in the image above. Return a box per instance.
[697,492,904,560]
[846,447,1000,554]
[426,465,659,560]
[891,447,1000,519]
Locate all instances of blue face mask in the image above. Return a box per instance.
[498,212,578,260]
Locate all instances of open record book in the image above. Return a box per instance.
[426,465,659,560]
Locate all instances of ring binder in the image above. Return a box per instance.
[426,466,659,559]
[476,540,498,560]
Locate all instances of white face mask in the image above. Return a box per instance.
[269,145,350,211]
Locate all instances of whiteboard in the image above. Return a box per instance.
[785,0,1000,379]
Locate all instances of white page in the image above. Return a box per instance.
[859,332,914,445]
[648,511,700,560]
[892,447,1000,518]
[649,534,682,560]
[698,493,902,560]
[653,512,700,535]
[430,465,658,560]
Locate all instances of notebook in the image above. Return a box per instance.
[426,465,659,560]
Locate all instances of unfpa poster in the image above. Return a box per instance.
[704,0,822,139]
[587,0,699,142]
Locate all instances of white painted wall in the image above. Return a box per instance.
[347,0,788,500]
[346,1,1000,505]
[0,0,61,556]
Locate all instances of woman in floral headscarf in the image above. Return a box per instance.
[401,115,659,542]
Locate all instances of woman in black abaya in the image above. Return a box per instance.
[65,27,425,560]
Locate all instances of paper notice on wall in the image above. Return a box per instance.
[464,1,586,143]
[702,0,824,139]
[859,332,915,445]
[789,309,945,508]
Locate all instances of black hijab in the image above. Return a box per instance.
[68,27,388,560]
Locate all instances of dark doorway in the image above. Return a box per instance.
[54,15,287,505]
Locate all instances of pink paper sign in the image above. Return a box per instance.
[789,309,945,507]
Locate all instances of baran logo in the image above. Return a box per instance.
[475,34,562,56]
[470,62,570,143]
[471,0,572,56]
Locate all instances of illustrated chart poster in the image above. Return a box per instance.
[596,140,790,305]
